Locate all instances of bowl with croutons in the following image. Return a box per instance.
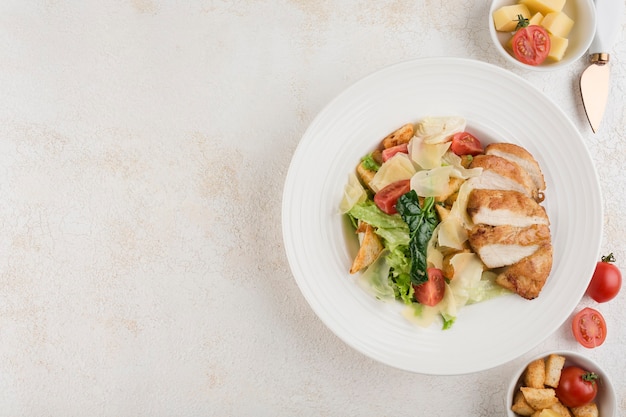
[489,0,596,70]
[507,351,616,417]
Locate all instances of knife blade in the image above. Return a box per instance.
[580,0,624,133]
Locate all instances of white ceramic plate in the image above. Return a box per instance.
[282,57,602,375]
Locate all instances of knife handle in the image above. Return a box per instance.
[589,0,624,55]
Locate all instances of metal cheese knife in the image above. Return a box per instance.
[580,0,624,133]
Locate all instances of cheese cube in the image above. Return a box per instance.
[547,33,569,61]
[529,12,544,26]
[493,4,532,32]
[541,11,574,37]
[520,0,566,15]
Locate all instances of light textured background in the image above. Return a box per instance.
[0,1,624,416]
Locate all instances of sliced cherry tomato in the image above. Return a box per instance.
[511,25,551,66]
[373,179,411,215]
[555,366,599,408]
[450,132,484,156]
[382,143,409,162]
[572,307,607,349]
[413,268,445,306]
[587,253,622,303]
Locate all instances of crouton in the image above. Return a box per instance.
[525,358,547,388]
[549,401,573,417]
[544,354,566,388]
[520,387,558,410]
[356,162,377,192]
[535,409,562,417]
[570,402,598,417]
[435,204,450,222]
[511,390,535,416]
[349,223,384,274]
[435,177,464,203]
[381,123,414,149]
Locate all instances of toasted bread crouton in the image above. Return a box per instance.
[550,401,573,417]
[520,387,558,410]
[381,123,414,149]
[349,223,383,274]
[435,177,464,203]
[544,354,566,388]
[525,358,547,388]
[535,409,562,417]
[511,390,535,416]
[435,204,450,222]
[356,162,377,192]
[570,403,598,417]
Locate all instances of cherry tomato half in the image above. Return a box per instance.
[511,25,551,66]
[450,132,484,156]
[373,179,411,215]
[413,268,445,306]
[572,307,607,349]
[587,253,622,303]
[381,143,409,162]
[555,366,599,408]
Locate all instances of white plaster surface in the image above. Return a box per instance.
[0,1,625,416]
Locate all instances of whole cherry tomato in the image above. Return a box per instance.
[555,366,599,408]
[587,253,622,302]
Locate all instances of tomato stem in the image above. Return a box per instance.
[515,14,529,30]
[582,372,598,384]
[601,253,616,263]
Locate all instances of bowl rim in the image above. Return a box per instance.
[488,0,597,71]
[506,350,617,417]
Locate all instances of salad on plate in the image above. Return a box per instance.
[340,116,552,329]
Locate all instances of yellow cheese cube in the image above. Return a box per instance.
[541,11,574,37]
[529,12,544,26]
[493,4,531,32]
[547,33,569,61]
[520,0,566,15]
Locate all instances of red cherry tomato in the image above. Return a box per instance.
[555,366,599,408]
[382,143,409,162]
[450,132,484,156]
[572,307,607,349]
[413,268,445,306]
[511,25,551,66]
[587,253,622,303]
[373,179,411,215]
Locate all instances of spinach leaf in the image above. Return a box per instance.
[396,191,438,286]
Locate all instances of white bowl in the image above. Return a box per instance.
[489,0,596,70]
[506,351,617,416]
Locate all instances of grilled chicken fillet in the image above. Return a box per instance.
[485,143,546,193]
[496,243,554,300]
[469,154,538,200]
[467,189,549,228]
[468,224,551,269]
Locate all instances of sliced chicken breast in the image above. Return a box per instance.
[485,143,546,192]
[496,243,554,300]
[467,224,551,269]
[467,189,549,228]
[469,155,538,200]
